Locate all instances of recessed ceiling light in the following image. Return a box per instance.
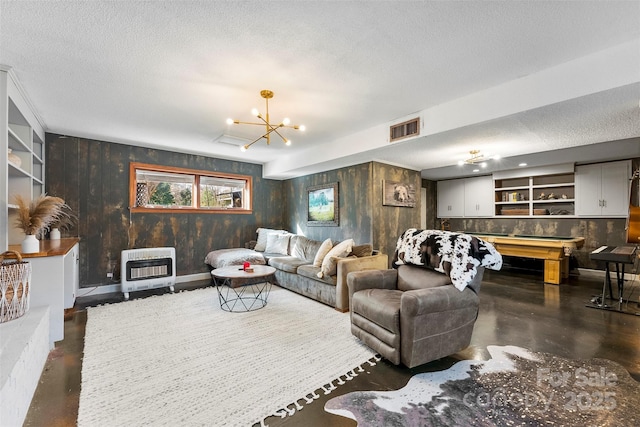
[519,163,527,167]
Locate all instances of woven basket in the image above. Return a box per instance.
[0,250,32,323]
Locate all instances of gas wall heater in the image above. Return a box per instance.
[121,247,176,300]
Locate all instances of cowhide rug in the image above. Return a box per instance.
[325,345,639,426]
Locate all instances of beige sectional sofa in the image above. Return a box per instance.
[205,228,388,312]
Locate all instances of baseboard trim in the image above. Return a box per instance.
[76,272,211,298]
[576,268,638,281]
[176,272,211,284]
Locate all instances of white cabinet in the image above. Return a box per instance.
[437,179,464,217]
[575,160,631,217]
[1,67,45,250]
[438,176,493,218]
[10,239,80,345]
[63,242,80,309]
[464,176,494,217]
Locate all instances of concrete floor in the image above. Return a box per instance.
[22,268,640,427]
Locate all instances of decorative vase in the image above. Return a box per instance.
[50,228,61,240]
[21,234,40,253]
[7,148,22,168]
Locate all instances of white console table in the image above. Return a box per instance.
[9,238,79,345]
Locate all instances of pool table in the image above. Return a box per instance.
[466,233,585,285]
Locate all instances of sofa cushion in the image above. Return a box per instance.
[352,289,402,334]
[312,238,333,267]
[204,248,266,269]
[288,235,300,256]
[318,255,356,279]
[396,265,452,291]
[268,256,310,273]
[254,228,287,252]
[350,243,374,258]
[265,233,291,255]
[318,239,354,278]
[292,236,324,263]
[297,264,336,286]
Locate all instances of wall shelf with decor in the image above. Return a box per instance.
[493,166,575,217]
[1,67,46,250]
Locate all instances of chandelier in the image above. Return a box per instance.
[226,89,305,151]
[458,150,500,167]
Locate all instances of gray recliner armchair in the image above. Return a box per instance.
[347,264,484,368]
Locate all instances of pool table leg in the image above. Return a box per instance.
[561,257,570,279]
[544,257,570,285]
[544,259,562,285]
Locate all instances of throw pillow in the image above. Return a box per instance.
[350,243,374,257]
[265,233,290,255]
[292,236,307,260]
[254,228,285,252]
[318,238,355,278]
[312,238,333,267]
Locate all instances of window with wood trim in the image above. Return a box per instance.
[129,162,252,213]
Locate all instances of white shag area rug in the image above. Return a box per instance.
[78,286,377,427]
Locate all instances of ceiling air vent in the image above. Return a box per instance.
[390,117,420,142]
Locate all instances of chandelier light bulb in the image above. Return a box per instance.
[285,139,291,146]
[282,118,290,125]
[299,125,306,132]
[480,162,487,168]
[251,108,259,117]
[226,118,234,125]
[240,145,248,152]
[458,160,465,166]
[493,154,501,160]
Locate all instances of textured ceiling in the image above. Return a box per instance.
[1,1,639,179]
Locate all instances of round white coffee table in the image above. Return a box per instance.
[211,265,276,312]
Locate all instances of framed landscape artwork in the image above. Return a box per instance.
[383,180,416,207]
[307,182,339,226]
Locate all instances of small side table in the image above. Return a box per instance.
[211,265,276,312]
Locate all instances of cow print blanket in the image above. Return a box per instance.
[393,229,503,291]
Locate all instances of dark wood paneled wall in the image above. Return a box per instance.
[371,162,422,265]
[422,178,438,229]
[282,162,422,266]
[283,163,374,245]
[46,134,285,288]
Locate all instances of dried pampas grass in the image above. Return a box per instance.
[13,194,67,236]
[51,203,78,232]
